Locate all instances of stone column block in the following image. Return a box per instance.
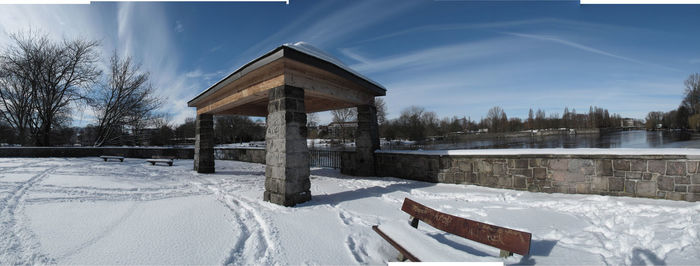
[353,100,380,176]
[194,113,215,173]
[263,85,311,207]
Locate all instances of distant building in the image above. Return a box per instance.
[172,137,195,146]
[137,128,160,146]
[327,121,357,140]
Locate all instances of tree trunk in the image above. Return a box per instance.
[17,128,26,146]
[40,120,51,146]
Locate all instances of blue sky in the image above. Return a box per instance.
[0,1,699,125]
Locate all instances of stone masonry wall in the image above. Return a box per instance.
[215,148,266,164]
[0,147,194,159]
[375,153,700,202]
[0,147,262,164]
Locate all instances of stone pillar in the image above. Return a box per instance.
[263,85,311,207]
[354,99,380,176]
[194,113,215,173]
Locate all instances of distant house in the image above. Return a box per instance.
[621,119,633,128]
[172,137,195,146]
[327,121,357,140]
[137,128,160,146]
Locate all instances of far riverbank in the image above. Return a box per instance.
[383,130,700,150]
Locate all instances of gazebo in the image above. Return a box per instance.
[187,42,386,206]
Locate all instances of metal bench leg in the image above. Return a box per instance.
[409,216,419,228]
[500,250,513,258]
[397,253,407,262]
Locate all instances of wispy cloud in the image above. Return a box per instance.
[338,47,372,64]
[209,45,223,53]
[294,0,422,47]
[235,1,335,64]
[355,18,653,45]
[116,2,196,124]
[503,31,680,71]
[505,32,642,63]
[174,20,184,33]
[237,0,421,66]
[346,37,531,74]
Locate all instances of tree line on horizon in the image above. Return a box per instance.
[378,105,633,141]
[645,74,700,131]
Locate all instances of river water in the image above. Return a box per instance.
[382,130,700,150]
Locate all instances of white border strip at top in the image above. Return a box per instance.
[0,0,289,4]
[582,0,700,3]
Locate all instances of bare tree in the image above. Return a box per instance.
[374,97,387,125]
[486,106,507,132]
[306,112,319,128]
[397,105,427,141]
[1,32,101,146]
[91,52,162,146]
[0,62,34,145]
[331,107,356,143]
[306,111,320,140]
[39,36,101,145]
[682,73,700,115]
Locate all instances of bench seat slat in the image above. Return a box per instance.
[372,225,420,262]
[401,198,531,256]
[146,159,173,162]
[375,221,502,262]
[100,156,124,162]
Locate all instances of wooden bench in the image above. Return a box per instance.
[372,198,532,262]
[100,155,124,162]
[146,156,175,166]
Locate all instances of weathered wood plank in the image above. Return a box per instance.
[372,225,421,262]
[196,74,284,115]
[401,197,531,256]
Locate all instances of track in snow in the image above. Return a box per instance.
[0,160,63,264]
[192,174,281,265]
[0,158,212,264]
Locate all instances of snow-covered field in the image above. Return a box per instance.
[0,157,698,265]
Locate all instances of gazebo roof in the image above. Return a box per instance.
[187,42,386,116]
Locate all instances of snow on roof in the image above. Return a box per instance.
[378,148,700,156]
[283,42,386,90]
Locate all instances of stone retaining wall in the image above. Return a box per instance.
[215,148,266,164]
[0,147,264,164]
[0,147,194,159]
[5,147,699,201]
[374,152,700,202]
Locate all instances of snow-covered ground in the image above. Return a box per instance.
[0,158,698,265]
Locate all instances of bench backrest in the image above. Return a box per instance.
[401,197,531,256]
[152,155,175,159]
